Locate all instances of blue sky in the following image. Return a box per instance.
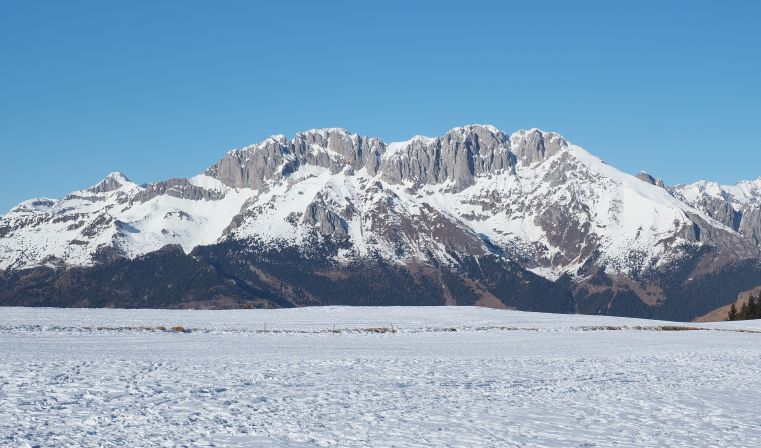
[1,0,760,212]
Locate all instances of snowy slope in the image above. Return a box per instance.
[414,143,723,276]
[0,173,254,269]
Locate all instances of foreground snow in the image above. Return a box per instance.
[2,306,761,447]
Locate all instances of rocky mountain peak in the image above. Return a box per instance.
[443,124,506,141]
[89,172,132,193]
[510,128,569,165]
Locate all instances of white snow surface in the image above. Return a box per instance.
[2,306,761,447]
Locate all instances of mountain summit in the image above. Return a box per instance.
[2,125,760,320]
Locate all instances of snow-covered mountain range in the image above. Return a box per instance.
[2,125,761,319]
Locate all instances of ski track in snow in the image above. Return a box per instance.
[2,306,761,447]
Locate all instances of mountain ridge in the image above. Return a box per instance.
[2,124,761,320]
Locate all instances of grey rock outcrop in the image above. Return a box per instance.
[635,171,657,185]
[379,125,513,190]
[206,125,543,192]
[692,195,741,231]
[9,198,56,214]
[671,181,761,256]
[204,135,295,190]
[635,171,666,188]
[738,205,761,246]
[204,129,384,190]
[378,125,580,191]
[510,129,568,165]
[134,178,226,203]
[89,172,130,193]
[294,129,384,175]
[302,202,348,237]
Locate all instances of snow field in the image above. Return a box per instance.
[2,306,761,447]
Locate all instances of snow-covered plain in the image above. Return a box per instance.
[2,306,761,447]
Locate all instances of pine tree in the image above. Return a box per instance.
[748,296,758,320]
[740,301,750,320]
[728,303,738,321]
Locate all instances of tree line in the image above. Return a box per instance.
[727,295,761,320]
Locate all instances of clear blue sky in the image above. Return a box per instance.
[1,0,760,212]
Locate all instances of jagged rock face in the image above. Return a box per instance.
[203,136,295,190]
[134,178,226,202]
[297,129,383,175]
[302,201,348,237]
[510,129,568,165]
[379,126,515,190]
[681,211,757,260]
[204,130,385,189]
[738,205,761,246]
[207,125,540,193]
[697,196,740,230]
[672,179,761,253]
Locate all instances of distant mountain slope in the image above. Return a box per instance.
[2,125,761,319]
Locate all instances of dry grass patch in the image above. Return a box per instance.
[364,327,395,334]
[658,325,701,331]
